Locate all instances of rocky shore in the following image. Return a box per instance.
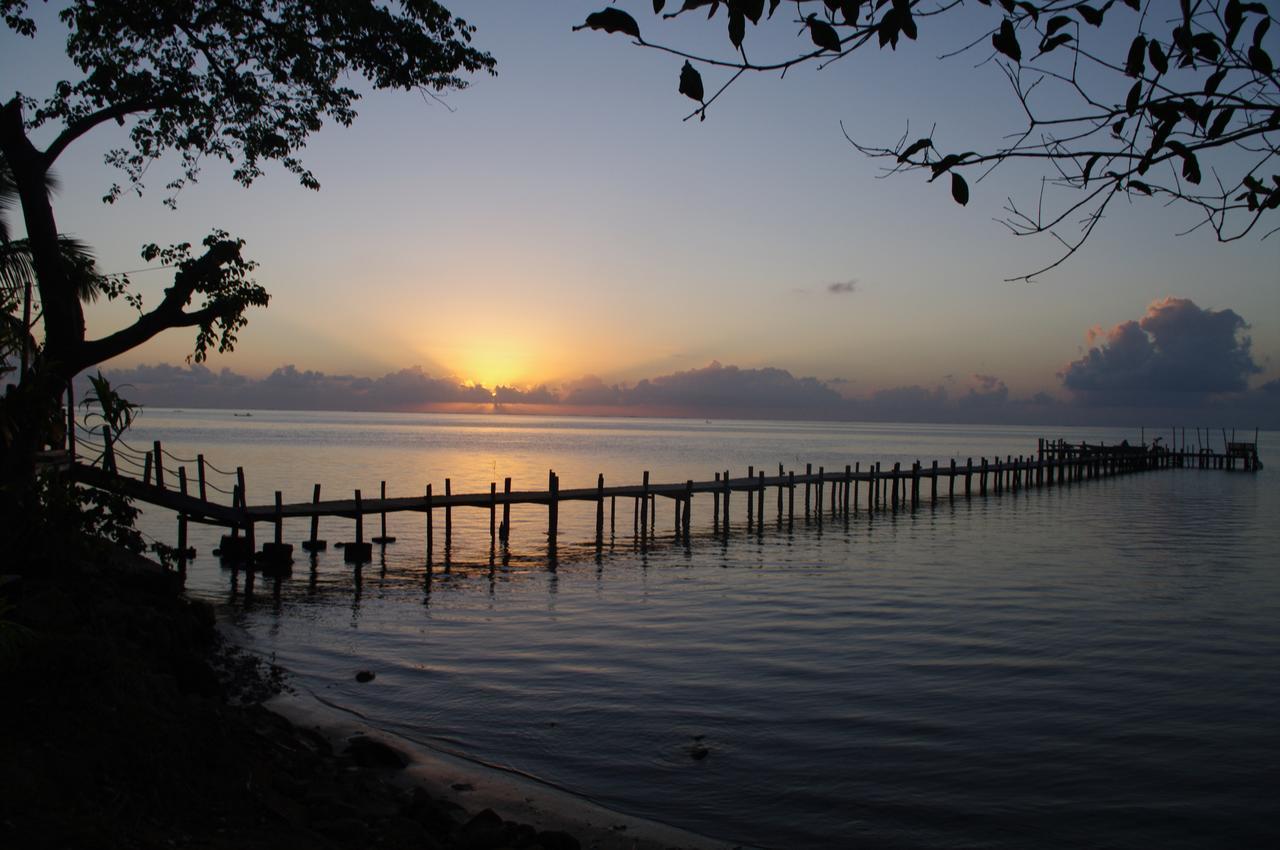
[0,551,590,849]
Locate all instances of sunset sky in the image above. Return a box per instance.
[4,2,1278,423]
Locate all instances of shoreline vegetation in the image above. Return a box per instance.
[0,549,723,850]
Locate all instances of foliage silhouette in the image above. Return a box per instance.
[575,0,1279,280]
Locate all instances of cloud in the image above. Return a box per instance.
[1060,297,1261,399]
[85,296,1277,428]
[826,280,857,295]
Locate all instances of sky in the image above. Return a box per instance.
[3,2,1278,425]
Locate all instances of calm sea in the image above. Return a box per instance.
[121,411,1278,849]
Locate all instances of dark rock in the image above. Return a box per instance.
[355,669,375,683]
[535,829,582,850]
[689,744,710,760]
[343,735,409,769]
[451,782,474,792]
[459,808,515,849]
[313,817,368,842]
[403,786,461,832]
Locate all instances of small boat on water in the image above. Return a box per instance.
[233,412,253,417]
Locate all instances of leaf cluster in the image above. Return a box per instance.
[5,0,494,202]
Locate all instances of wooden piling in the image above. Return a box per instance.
[548,470,559,548]
[596,473,605,548]
[641,470,650,539]
[153,441,165,490]
[373,480,395,544]
[853,462,860,513]
[722,470,730,534]
[491,481,498,545]
[683,480,693,544]
[143,451,153,486]
[844,464,852,516]
[778,464,785,521]
[757,471,765,531]
[196,454,206,500]
[747,465,755,530]
[804,463,812,519]
[444,478,453,548]
[787,470,796,525]
[274,490,284,544]
[503,477,512,542]
[302,484,325,551]
[816,466,824,522]
[713,472,721,531]
[425,484,433,564]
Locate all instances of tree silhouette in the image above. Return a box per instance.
[0,0,494,385]
[575,0,1279,280]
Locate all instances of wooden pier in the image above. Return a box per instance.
[66,424,1262,573]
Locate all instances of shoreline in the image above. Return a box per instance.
[263,681,737,850]
[0,550,734,849]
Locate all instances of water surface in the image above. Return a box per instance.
[123,412,1278,849]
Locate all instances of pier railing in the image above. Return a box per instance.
[66,423,1262,574]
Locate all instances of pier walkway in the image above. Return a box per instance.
[62,423,1262,572]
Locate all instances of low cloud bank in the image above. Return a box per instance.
[88,298,1278,427]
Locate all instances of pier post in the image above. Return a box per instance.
[153,441,165,490]
[345,489,371,564]
[758,471,766,530]
[853,462,860,513]
[674,489,681,538]
[503,477,512,542]
[980,458,988,497]
[713,472,720,531]
[237,467,246,510]
[175,467,190,574]
[912,462,920,510]
[196,454,206,500]
[143,451,152,486]
[548,471,559,550]
[374,480,395,544]
[722,470,730,535]
[747,466,754,530]
[274,490,283,545]
[845,465,853,516]
[948,459,956,499]
[302,484,324,551]
[491,482,498,545]
[873,462,881,511]
[778,464,785,522]
[425,485,433,564]
[684,481,693,544]
[804,463,812,519]
[641,471,650,541]
[816,467,824,523]
[611,494,616,535]
[786,470,796,525]
[596,474,605,548]
[931,460,938,504]
[444,478,452,550]
[889,463,899,511]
